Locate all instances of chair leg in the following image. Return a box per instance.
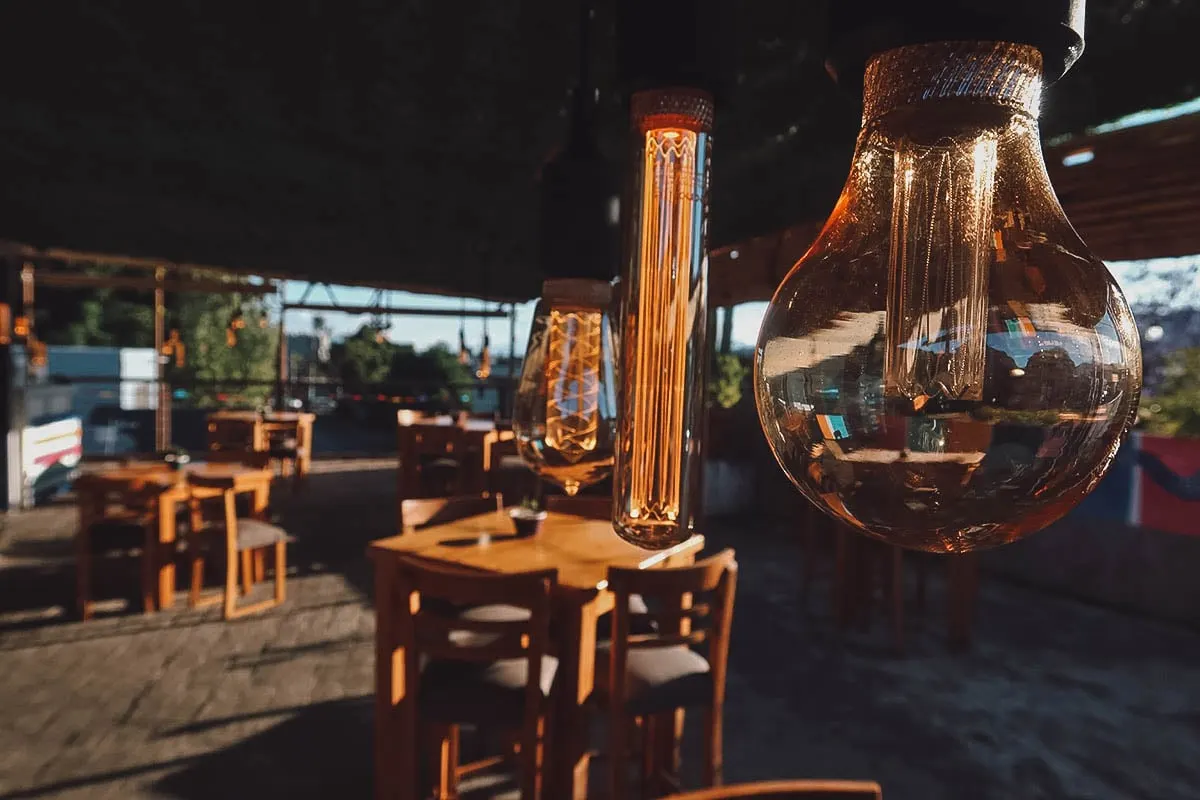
[189,553,205,608]
[433,724,459,800]
[640,715,656,797]
[890,546,905,655]
[610,707,629,800]
[702,705,724,788]
[240,551,254,596]
[76,531,92,621]
[519,713,544,800]
[273,541,287,605]
[253,548,266,582]
[224,548,239,620]
[141,527,158,614]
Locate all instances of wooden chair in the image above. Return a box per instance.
[488,438,536,502]
[394,557,557,799]
[264,420,311,488]
[660,779,883,799]
[399,493,503,534]
[206,416,260,453]
[602,549,738,799]
[543,494,611,520]
[76,480,163,620]
[186,474,289,620]
[397,425,469,530]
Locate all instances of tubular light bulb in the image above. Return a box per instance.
[514,279,618,496]
[613,88,713,549]
[754,41,1141,553]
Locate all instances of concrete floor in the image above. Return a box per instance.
[1,459,1198,799]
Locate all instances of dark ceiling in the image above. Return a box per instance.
[0,1,1196,300]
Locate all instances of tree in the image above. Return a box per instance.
[169,292,277,408]
[338,323,394,389]
[1141,347,1200,438]
[709,353,749,409]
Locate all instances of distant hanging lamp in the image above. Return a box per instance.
[476,299,493,381]
[512,0,621,496]
[458,297,471,366]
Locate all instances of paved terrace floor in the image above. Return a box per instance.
[1,459,1198,799]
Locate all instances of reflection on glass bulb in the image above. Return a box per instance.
[614,88,712,549]
[754,42,1141,553]
[515,279,617,496]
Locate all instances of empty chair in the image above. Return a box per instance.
[186,473,289,620]
[399,493,503,534]
[394,557,557,799]
[660,780,883,799]
[601,549,738,798]
[75,479,164,619]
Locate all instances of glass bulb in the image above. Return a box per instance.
[613,88,713,549]
[754,41,1142,553]
[514,279,618,496]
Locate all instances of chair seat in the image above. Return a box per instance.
[88,518,151,551]
[597,645,712,716]
[191,518,290,551]
[425,457,460,470]
[496,455,528,471]
[420,653,557,725]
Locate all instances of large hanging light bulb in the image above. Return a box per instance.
[515,0,621,497]
[754,5,1142,553]
[514,279,618,496]
[612,87,713,549]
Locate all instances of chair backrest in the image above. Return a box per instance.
[659,780,882,799]
[394,558,557,724]
[544,494,611,521]
[207,417,259,452]
[203,450,273,469]
[400,494,503,533]
[607,549,738,709]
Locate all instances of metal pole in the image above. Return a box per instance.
[275,291,288,410]
[508,301,518,418]
[153,266,170,450]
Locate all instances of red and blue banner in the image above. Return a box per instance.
[1073,432,1200,537]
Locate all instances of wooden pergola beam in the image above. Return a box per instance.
[34,271,276,295]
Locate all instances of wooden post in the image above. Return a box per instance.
[719,305,733,354]
[153,267,171,451]
[507,302,518,418]
[275,299,288,411]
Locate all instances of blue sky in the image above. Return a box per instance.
[287,254,1199,357]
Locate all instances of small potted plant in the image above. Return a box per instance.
[161,445,192,472]
[509,497,547,538]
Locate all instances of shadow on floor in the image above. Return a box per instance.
[150,697,375,799]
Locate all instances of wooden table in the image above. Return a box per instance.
[76,462,273,610]
[369,510,705,800]
[395,417,514,499]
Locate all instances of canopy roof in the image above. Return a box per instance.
[0,1,1196,301]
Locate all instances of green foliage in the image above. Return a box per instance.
[170,292,277,408]
[336,327,476,402]
[39,288,154,348]
[1141,347,1200,438]
[338,324,394,388]
[709,353,749,409]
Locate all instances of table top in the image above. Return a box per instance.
[368,510,705,593]
[207,411,315,423]
[77,461,272,490]
[397,417,502,434]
